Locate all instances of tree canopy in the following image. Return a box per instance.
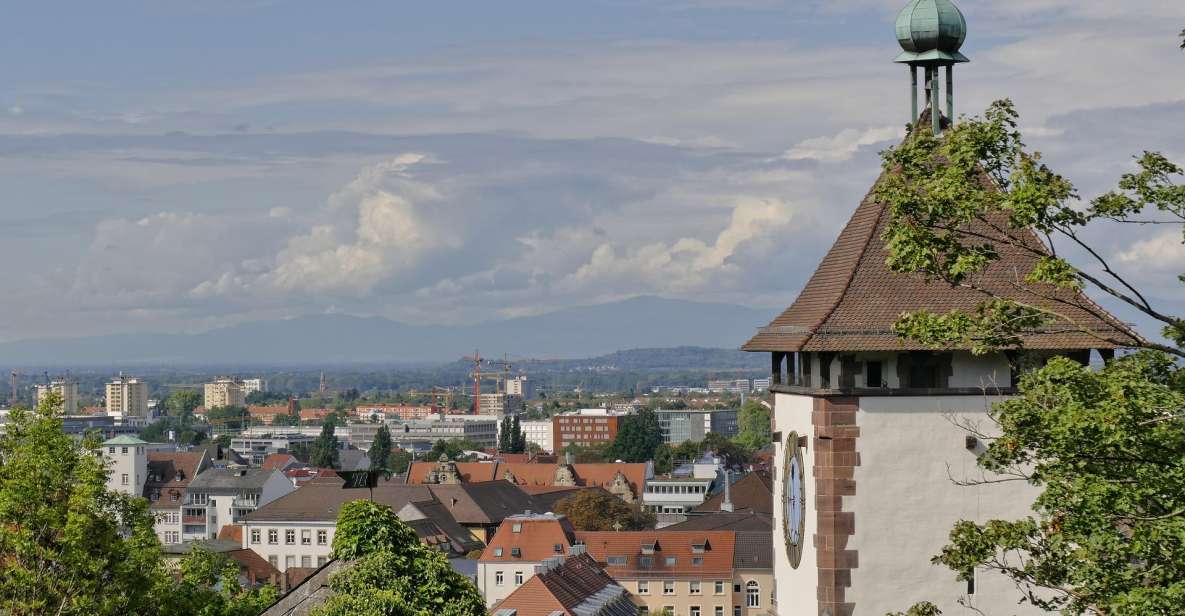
[735,399,771,451]
[369,424,393,472]
[553,489,654,531]
[311,500,485,616]
[880,101,1185,615]
[607,407,663,462]
[311,419,341,469]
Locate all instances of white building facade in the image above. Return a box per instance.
[520,420,553,453]
[106,376,149,418]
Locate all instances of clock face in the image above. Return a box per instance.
[783,431,805,569]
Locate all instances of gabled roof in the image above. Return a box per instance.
[743,122,1138,353]
[481,514,577,563]
[575,530,736,578]
[405,461,647,500]
[189,467,281,492]
[426,481,544,525]
[693,471,772,515]
[243,481,434,523]
[663,511,773,533]
[732,531,773,571]
[261,454,299,471]
[144,451,208,510]
[494,553,633,616]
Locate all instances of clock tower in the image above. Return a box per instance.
[744,2,1136,614]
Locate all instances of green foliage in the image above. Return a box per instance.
[0,393,271,616]
[311,419,341,469]
[388,450,414,475]
[245,390,289,405]
[875,99,1184,358]
[428,438,482,461]
[314,501,485,616]
[553,489,655,531]
[166,390,203,418]
[887,603,942,616]
[918,353,1185,614]
[167,547,278,616]
[607,408,663,462]
[271,412,302,427]
[735,399,772,450]
[0,393,165,615]
[562,442,610,463]
[510,415,526,453]
[653,443,674,474]
[369,424,393,472]
[207,405,251,431]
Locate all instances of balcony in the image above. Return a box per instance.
[182,515,206,525]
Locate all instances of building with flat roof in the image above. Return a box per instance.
[106,376,150,418]
[655,409,739,445]
[36,380,79,414]
[204,378,246,409]
[552,409,630,452]
[521,420,553,453]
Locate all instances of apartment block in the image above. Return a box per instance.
[552,409,628,451]
[36,380,79,414]
[520,420,554,453]
[204,378,246,409]
[106,376,150,418]
[240,378,267,396]
[478,512,578,606]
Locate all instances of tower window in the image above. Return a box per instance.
[866,361,883,388]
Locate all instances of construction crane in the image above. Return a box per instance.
[462,350,483,414]
[402,386,455,413]
[492,354,513,395]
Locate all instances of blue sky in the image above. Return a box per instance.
[0,0,1182,341]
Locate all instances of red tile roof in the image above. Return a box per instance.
[744,123,1138,353]
[218,524,244,543]
[405,461,647,499]
[480,514,576,563]
[262,454,299,471]
[494,553,626,616]
[144,451,207,510]
[575,530,736,578]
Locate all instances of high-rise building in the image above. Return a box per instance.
[241,378,267,396]
[35,380,79,414]
[204,378,245,409]
[106,376,150,418]
[505,376,534,399]
[743,4,1137,613]
[476,392,524,416]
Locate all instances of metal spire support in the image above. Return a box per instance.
[910,66,918,124]
[946,64,954,123]
[894,0,969,135]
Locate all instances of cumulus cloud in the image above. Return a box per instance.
[782,125,904,162]
[1116,231,1185,269]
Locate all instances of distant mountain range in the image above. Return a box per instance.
[0,296,777,366]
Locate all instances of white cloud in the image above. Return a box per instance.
[1116,230,1185,268]
[782,125,904,162]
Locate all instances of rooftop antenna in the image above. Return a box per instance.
[894,0,968,135]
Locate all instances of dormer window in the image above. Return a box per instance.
[511,547,522,558]
[554,543,563,553]
[640,541,659,555]
[691,540,710,554]
[494,547,504,557]
[512,523,522,533]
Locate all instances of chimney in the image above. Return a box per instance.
[721,469,734,512]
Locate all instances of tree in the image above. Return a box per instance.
[311,500,485,616]
[653,443,675,474]
[0,392,273,615]
[498,416,512,452]
[389,450,414,475]
[875,99,1183,357]
[311,419,341,469]
[880,102,1185,614]
[553,489,655,531]
[562,442,610,463]
[607,408,663,462]
[702,432,750,469]
[369,424,393,472]
[207,405,250,431]
[165,390,202,419]
[510,415,525,453]
[735,399,771,451]
[428,438,480,462]
[271,412,301,427]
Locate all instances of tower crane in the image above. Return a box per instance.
[462,350,483,414]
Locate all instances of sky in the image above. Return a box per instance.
[1,0,1182,342]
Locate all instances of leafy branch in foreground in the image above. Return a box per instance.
[875,99,1185,357]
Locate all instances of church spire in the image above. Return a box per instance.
[894,0,969,135]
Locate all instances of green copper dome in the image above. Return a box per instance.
[894,0,969,64]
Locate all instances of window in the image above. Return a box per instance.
[663,581,675,595]
[607,556,627,566]
[164,531,179,543]
[511,547,522,557]
[301,529,311,545]
[637,581,649,595]
[121,474,129,485]
[317,529,328,545]
[301,556,312,568]
[512,523,523,533]
[639,608,649,616]
[733,607,740,616]
[108,447,115,454]
[495,571,504,586]
[121,447,128,454]
[639,556,653,568]
[250,529,260,544]
[514,571,524,586]
[715,608,724,616]
[690,581,701,595]
[171,492,179,502]
[866,360,884,388]
[285,555,295,570]
[746,582,759,608]
[269,556,278,569]
[554,543,564,553]
[690,607,701,616]
[268,529,278,544]
[285,529,295,545]
[494,547,504,557]
[692,557,704,566]
[317,556,327,567]
[665,557,676,566]
[714,581,725,595]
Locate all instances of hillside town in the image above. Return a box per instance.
[2,1,1183,616]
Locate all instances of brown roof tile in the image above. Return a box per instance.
[481,514,576,563]
[575,530,736,578]
[693,471,772,515]
[495,553,629,616]
[144,451,208,510]
[744,129,1138,353]
[406,462,647,500]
